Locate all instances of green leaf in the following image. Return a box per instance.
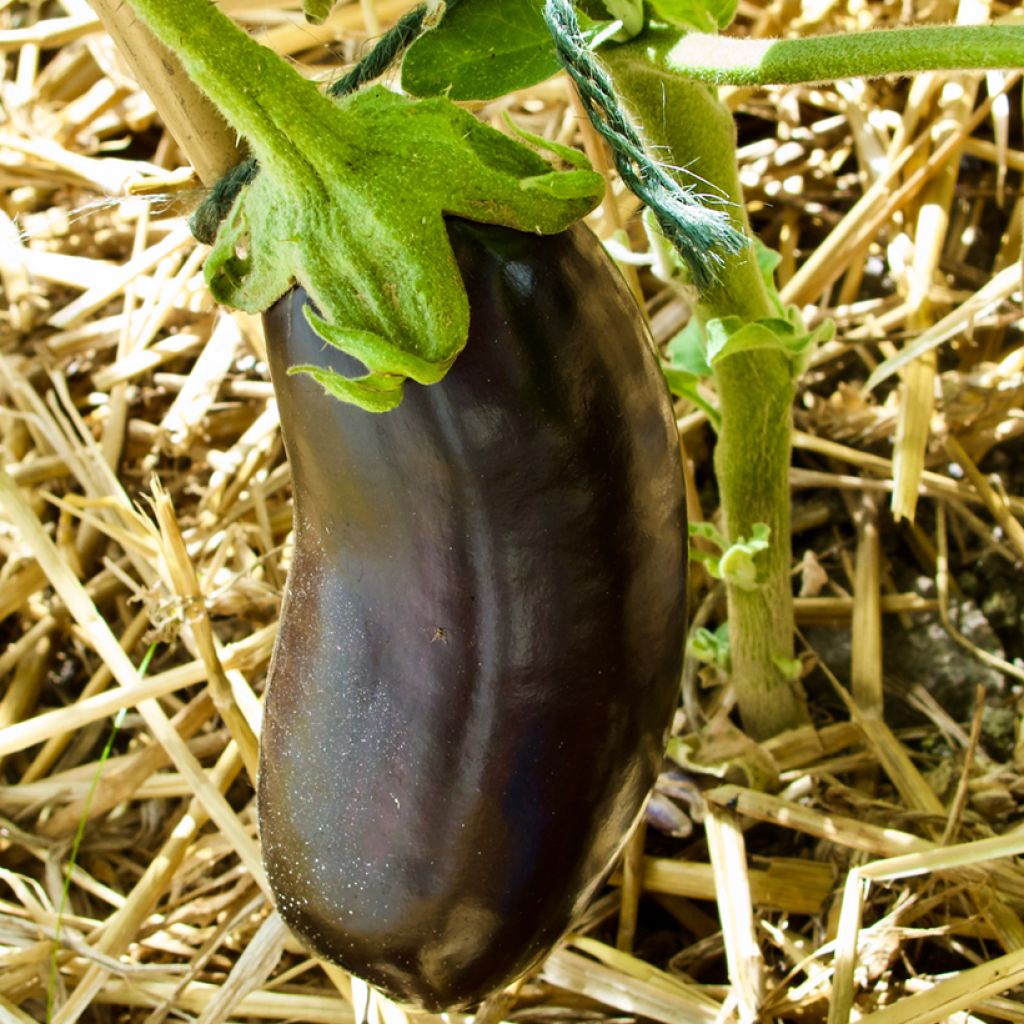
[600,0,645,36]
[302,0,334,24]
[752,237,785,316]
[704,313,833,376]
[666,319,712,376]
[772,654,803,682]
[661,366,720,430]
[690,522,772,590]
[693,246,833,376]
[402,0,562,100]
[287,363,406,414]
[754,240,781,279]
[706,316,791,364]
[688,520,728,551]
[689,623,730,669]
[125,0,604,413]
[648,0,739,32]
[717,523,771,591]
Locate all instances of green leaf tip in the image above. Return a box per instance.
[302,0,334,24]
[287,364,405,414]
[503,114,594,169]
[123,0,604,413]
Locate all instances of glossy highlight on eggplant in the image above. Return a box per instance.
[257,219,688,1011]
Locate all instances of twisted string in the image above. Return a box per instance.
[543,0,747,289]
[190,158,258,246]
[327,1,437,98]
[191,0,458,244]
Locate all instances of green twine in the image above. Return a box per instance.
[190,0,460,244]
[190,157,257,245]
[327,2,438,98]
[543,0,747,289]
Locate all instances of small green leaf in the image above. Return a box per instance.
[706,317,781,364]
[749,523,771,545]
[689,520,729,551]
[704,313,833,376]
[752,237,785,316]
[718,547,758,589]
[302,0,334,23]
[402,0,562,100]
[648,0,739,32]
[689,548,724,576]
[689,624,731,670]
[754,240,782,281]
[661,367,720,430]
[601,0,645,36]
[784,305,834,375]
[692,523,771,590]
[772,655,804,682]
[666,319,712,376]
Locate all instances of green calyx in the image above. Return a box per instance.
[125,0,604,412]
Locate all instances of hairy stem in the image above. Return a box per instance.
[662,23,1024,86]
[603,34,810,739]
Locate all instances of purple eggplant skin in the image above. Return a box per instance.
[257,218,687,1012]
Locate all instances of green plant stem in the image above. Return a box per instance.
[603,32,810,739]
[660,24,1024,86]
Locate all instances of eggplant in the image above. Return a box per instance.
[257,219,687,1011]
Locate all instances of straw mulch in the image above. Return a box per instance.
[1,0,1023,1022]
